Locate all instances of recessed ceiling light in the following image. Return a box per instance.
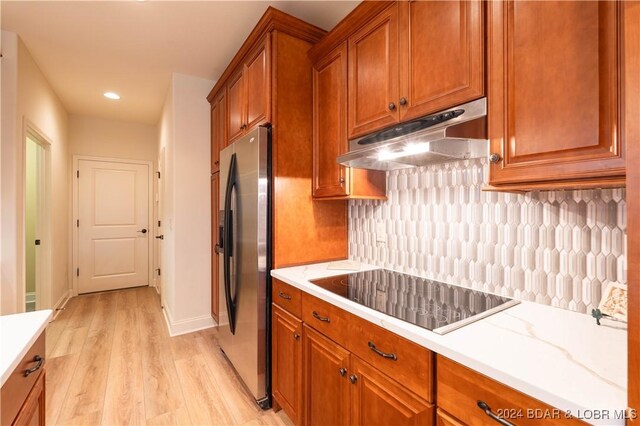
[103,92,120,100]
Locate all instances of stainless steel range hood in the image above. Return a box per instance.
[337,98,488,171]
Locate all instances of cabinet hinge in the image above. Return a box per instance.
[76,219,79,227]
[157,171,161,179]
[76,268,79,277]
[156,268,161,276]
[76,170,79,178]
[158,220,161,227]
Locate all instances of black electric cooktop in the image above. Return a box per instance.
[309,269,519,335]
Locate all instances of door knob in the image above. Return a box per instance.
[155,235,164,240]
[489,153,502,164]
[138,229,148,234]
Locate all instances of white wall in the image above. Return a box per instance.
[69,115,158,162]
[157,73,214,335]
[1,33,70,314]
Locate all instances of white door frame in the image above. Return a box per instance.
[72,155,154,296]
[22,119,52,311]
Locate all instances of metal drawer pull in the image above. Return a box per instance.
[278,292,292,300]
[339,368,347,377]
[293,333,300,341]
[24,355,43,377]
[349,374,358,384]
[477,401,515,426]
[368,341,398,361]
[312,311,330,323]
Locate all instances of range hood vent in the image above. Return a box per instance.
[337,98,488,171]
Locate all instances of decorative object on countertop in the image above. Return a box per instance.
[349,158,627,314]
[592,283,628,326]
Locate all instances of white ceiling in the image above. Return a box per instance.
[1,1,358,124]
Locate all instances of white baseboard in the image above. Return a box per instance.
[51,289,71,321]
[162,307,215,337]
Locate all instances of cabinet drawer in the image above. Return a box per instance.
[301,293,350,347]
[437,355,585,425]
[272,279,302,318]
[1,332,46,426]
[348,314,433,402]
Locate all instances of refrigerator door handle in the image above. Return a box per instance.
[223,153,238,335]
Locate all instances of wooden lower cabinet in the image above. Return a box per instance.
[303,325,351,426]
[350,357,433,426]
[300,324,433,426]
[272,305,303,425]
[13,371,45,426]
[436,409,465,426]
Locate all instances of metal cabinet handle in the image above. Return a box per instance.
[155,235,164,240]
[312,311,331,323]
[368,341,398,361]
[293,333,300,341]
[349,374,358,384]
[399,97,407,106]
[489,153,502,164]
[477,401,515,426]
[339,176,345,184]
[339,368,347,377]
[388,102,396,111]
[24,355,43,377]
[278,292,292,300]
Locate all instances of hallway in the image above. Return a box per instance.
[45,287,291,425]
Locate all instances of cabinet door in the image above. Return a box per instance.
[303,325,350,426]
[399,0,484,121]
[245,35,271,131]
[348,4,399,139]
[436,409,465,426]
[211,102,220,173]
[350,357,434,426]
[272,305,303,425]
[211,172,219,322]
[13,371,45,426]
[313,42,349,198]
[217,89,227,151]
[488,1,625,187]
[227,68,245,144]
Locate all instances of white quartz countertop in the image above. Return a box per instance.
[0,310,52,387]
[272,263,627,425]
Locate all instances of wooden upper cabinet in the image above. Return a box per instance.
[211,102,220,173]
[245,34,271,132]
[227,68,245,143]
[399,0,484,121]
[348,4,400,139]
[313,42,349,198]
[211,89,226,173]
[487,1,625,188]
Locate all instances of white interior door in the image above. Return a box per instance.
[78,159,150,294]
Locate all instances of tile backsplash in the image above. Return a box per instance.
[348,158,627,314]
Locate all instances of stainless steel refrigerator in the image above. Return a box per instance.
[217,126,271,409]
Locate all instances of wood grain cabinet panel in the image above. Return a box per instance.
[245,35,271,131]
[12,371,45,426]
[312,43,387,200]
[303,325,351,426]
[227,69,245,144]
[211,172,219,322]
[272,305,303,425]
[399,0,484,121]
[211,103,220,173]
[272,279,302,318]
[348,4,400,139]
[350,357,434,426]
[437,355,585,425]
[487,1,625,189]
[313,42,349,198]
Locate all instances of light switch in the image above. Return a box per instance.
[376,222,386,243]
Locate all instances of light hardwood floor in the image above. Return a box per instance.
[45,287,292,426]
